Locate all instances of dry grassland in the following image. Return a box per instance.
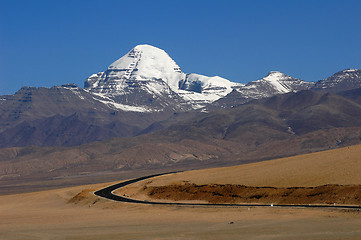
[142,144,361,188]
[1,144,361,239]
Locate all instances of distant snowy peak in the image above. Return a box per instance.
[85,44,184,93]
[254,71,297,93]
[313,69,361,91]
[84,44,190,112]
[108,44,184,90]
[236,71,313,99]
[84,44,241,111]
[85,45,361,113]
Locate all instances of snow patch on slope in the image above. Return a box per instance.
[60,84,89,100]
[343,69,358,73]
[259,71,292,93]
[235,71,313,99]
[90,92,154,112]
[178,73,244,106]
[314,69,361,90]
[244,71,292,93]
[100,100,154,112]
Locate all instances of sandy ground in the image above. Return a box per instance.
[114,144,361,205]
[2,144,361,239]
[1,184,361,240]
[141,144,361,188]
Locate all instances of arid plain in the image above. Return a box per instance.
[1,144,361,239]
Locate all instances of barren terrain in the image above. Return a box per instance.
[114,144,361,203]
[1,144,361,239]
[4,89,361,192]
[146,183,361,205]
[159,144,361,187]
[1,183,361,240]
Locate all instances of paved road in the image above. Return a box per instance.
[94,172,361,210]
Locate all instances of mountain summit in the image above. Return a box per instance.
[0,44,361,149]
[85,44,184,93]
[237,71,314,99]
[85,44,243,111]
[313,69,361,92]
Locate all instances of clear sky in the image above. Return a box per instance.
[1,0,361,95]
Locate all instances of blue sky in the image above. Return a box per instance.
[1,0,361,95]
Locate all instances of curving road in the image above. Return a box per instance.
[94,172,361,210]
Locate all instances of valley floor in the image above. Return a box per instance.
[0,181,361,240]
[2,144,361,239]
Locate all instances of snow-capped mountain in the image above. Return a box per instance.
[236,71,314,100]
[85,45,187,112]
[85,44,243,111]
[313,69,361,92]
[1,43,361,149]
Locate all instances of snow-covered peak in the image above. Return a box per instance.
[84,44,244,111]
[107,44,184,91]
[251,71,296,93]
[109,44,177,70]
[265,70,286,77]
[313,69,361,91]
[236,71,313,100]
[263,71,290,80]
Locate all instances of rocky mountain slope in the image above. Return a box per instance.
[84,44,318,111]
[236,71,314,99]
[2,90,361,187]
[0,84,198,147]
[0,44,360,149]
[313,69,361,92]
[84,44,244,111]
[211,71,314,108]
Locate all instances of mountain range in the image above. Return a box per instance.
[1,44,361,149]
[1,44,361,190]
[2,89,361,185]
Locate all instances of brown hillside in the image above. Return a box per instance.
[142,143,361,188]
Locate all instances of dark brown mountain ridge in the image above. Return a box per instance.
[1,69,361,149]
[2,90,361,193]
[0,85,200,148]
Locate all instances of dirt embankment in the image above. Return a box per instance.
[146,183,361,205]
